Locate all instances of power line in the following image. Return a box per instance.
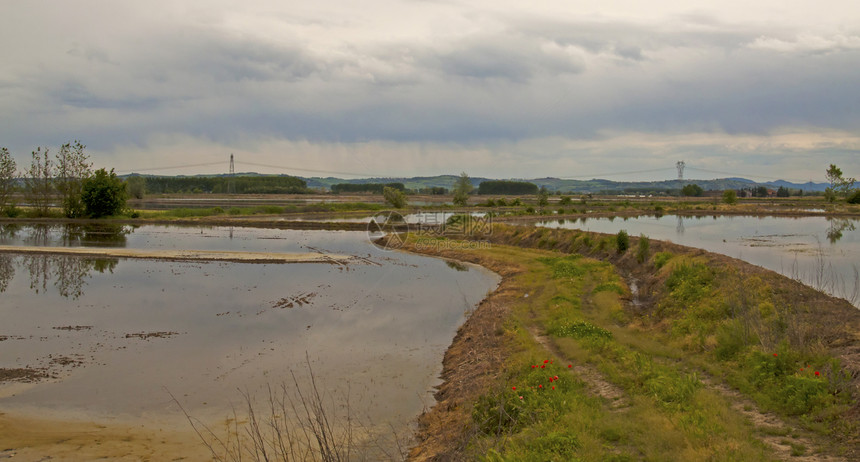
[119,160,226,174]
[236,161,379,178]
[115,158,817,184]
[558,167,674,180]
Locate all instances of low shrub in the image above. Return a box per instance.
[616,230,629,254]
[653,252,673,269]
[636,234,650,263]
[549,321,612,340]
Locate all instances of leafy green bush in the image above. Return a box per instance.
[847,189,860,204]
[81,168,128,218]
[723,190,738,205]
[616,230,629,254]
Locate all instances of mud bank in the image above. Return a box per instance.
[0,245,356,264]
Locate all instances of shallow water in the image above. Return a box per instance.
[0,225,499,444]
[536,215,859,306]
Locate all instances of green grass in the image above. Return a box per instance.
[446,246,780,461]
[407,230,857,459]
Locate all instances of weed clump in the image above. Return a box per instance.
[636,234,650,263]
[653,251,673,269]
[549,321,612,340]
[616,230,629,254]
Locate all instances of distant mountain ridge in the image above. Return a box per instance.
[121,173,829,193]
[303,175,829,193]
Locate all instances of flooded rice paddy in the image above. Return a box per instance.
[537,215,860,306]
[0,224,499,449]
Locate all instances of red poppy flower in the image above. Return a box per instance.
[541,365,545,369]
[539,384,543,389]
[512,386,516,390]
[544,360,550,364]
[568,364,572,368]
[815,371,820,376]
[552,386,555,390]
[773,353,778,357]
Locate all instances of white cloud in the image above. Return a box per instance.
[750,33,860,54]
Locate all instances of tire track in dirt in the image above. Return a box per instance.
[697,371,846,462]
[617,270,848,462]
[527,326,629,410]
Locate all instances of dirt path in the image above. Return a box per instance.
[530,315,846,461]
[527,326,629,409]
[0,245,356,264]
[695,373,846,462]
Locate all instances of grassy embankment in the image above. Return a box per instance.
[403,224,859,461]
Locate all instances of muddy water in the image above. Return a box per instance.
[0,224,499,448]
[537,215,859,306]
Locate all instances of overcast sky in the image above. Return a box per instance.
[1,1,858,181]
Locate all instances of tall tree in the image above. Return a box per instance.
[537,185,550,207]
[382,186,407,208]
[24,147,54,217]
[452,172,473,207]
[55,141,92,218]
[0,147,17,214]
[825,164,856,202]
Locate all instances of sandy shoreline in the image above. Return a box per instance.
[0,245,356,264]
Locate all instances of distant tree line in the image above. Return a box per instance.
[141,175,308,194]
[418,186,448,195]
[477,180,538,195]
[330,182,405,194]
